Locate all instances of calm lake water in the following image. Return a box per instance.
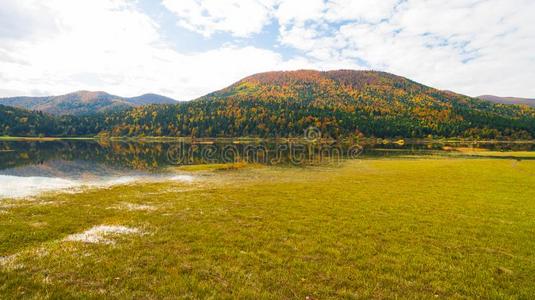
[1,139,534,199]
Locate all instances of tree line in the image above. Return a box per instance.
[2,70,535,140]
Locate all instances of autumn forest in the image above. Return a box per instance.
[1,70,534,139]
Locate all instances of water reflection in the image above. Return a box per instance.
[0,140,170,174]
[1,139,534,173]
[0,140,195,198]
[0,139,533,198]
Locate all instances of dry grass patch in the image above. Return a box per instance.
[63,225,141,245]
[108,202,157,212]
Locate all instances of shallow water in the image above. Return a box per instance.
[0,139,533,199]
[0,174,196,199]
[0,175,79,198]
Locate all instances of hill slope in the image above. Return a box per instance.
[0,91,177,116]
[478,95,535,107]
[1,70,535,139]
[97,70,535,139]
[0,105,62,136]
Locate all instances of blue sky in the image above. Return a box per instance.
[0,0,534,100]
[137,0,288,56]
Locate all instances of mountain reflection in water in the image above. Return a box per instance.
[0,139,533,198]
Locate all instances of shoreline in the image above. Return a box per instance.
[1,136,534,145]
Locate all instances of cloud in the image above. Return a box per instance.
[161,0,276,37]
[0,1,62,43]
[161,0,535,97]
[324,0,399,23]
[275,0,325,25]
[1,0,534,99]
[274,0,535,97]
[0,0,311,99]
[0,0,163,95]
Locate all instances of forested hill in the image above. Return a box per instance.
[96,70,535,139]
[477,95,535,107]
[0,91,177,116]
[0,105,62,137]
[1,70,535,139]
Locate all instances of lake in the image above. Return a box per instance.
[1,139,534,198]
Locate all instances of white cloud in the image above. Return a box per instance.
[324,0,398,23]
[275,0,325,25]
[1,0,164,96]
[162,0,276,37]
[275,0,535,97]
[1,0,534,99]
[0,0,310,99]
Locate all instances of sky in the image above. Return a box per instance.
[0,0,534,100]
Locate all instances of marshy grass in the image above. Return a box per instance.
[171,162,264,172]
[1,157,534,298]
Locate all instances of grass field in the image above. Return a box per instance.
[1,158,535,298]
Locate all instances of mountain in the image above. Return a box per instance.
[0,91,177,116]
[477,95,535,107]
[1,70,535,139]
[95,70,535,139]
[125,94,177,106]
[0,104,62,137]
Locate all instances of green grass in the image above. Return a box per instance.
[170,162,264,172]
[1,158,535,298]
[460,151,535,158]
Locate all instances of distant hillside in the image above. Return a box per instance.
[478,95,535,107]
[0,91,177,116]
[0,105,61,136]
[1,70,535,139]
[97,70,535,139]
[125,93,178,106]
